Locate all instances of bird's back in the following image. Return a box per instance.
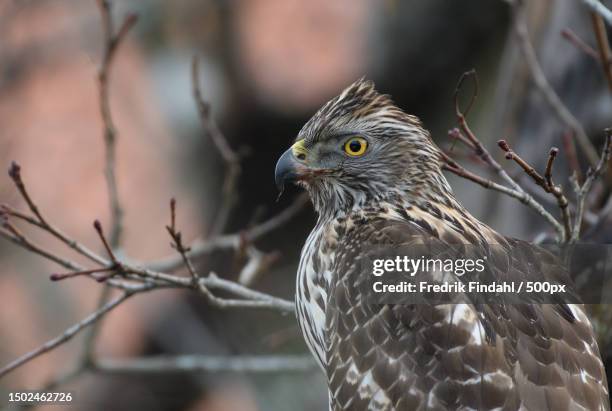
[299,202,609,411]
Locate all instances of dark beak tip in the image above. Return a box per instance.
[274,148,298,192]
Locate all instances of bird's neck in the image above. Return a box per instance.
[309,168,465,223]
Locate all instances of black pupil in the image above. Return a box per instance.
[349,140,362,153]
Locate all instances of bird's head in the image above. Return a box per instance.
[275,78,450,215]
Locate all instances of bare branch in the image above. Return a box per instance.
[7,162,46,225]
[544,148,557,188]
[78,285,113,368]
[199,273,294,313]
[1,189,296,314]
[454,68,479,118]
[96,0,138,249]
[448,128,477,152]
[440,152,563,236]
[0,0,303,387]
[591,11,612,92]
[93,219,118,264]
[81,3,139,387]
[498,141,572,241]
[0,290,139,379]
[1,200,106,267]
[562,131,584,183]
[0,217,150,293]
[247,193,309,239]
[192,55,242,236]
[561,28,600,61]
[453,72,520,190]
[0,230,283,381]
[543,150,572,239]
[50,267,114,282]
[584,193,612,237]
[150,192,309,272]
[510,0,599,167]
[93,354,315,373]
[441,153,523,198]
[238,246,281,286]
[165,198,200,282]
[0,199,295,380]
[0,220,86,272]
[578,0,612,27]
[191,57,239,166]
[571,129,612,242]
[447,71,564,237]
[498,140,546,186]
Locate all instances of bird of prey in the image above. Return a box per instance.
[274,79,609,410]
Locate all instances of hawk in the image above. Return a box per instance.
[275,79,610,410]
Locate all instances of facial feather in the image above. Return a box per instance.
[294,78,453,216]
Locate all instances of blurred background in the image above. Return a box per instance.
[0,0,611,410]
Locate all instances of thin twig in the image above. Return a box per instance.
[441,153,522,197]
[92,219,124,282]
[0,224,145,292]
[570,129,612,243]
[510,0,599,167]
[591,11,612,92]
[0,221,86,272]
[192,56,242,236]
[238,246,281,286]
[561,28,601,61]
[448,128,477,152]
[7,162,46,225]
[440,153,561,235]
[544,147,572,242]
[454,72,526,190]
[578,0,612,27]
[5,164,106,265]
[562,131,583,183]
[498,140,546,186]
[150,193,309,272]
[93,219,118,264]
[78,285,113,368]
[0,210,293,312]
[0,208,294,310]
[96,0,137,249]
[0,290,138,379]
[87,4,138,385]
[93,354,315,373]
[0,216,295,382]
[1,202,106,266]
[543,149,572,239]
[166,197,200,282]
[498,141,572,241]
[583,193,612,237]
[199,273,294,313]
[448,71,564,236]
[50,267,114,282]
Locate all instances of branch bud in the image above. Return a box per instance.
[93,219,103,234]
[8,161,21,180]
[497,140,510,152]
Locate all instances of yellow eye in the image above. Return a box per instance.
[343,137,368,157]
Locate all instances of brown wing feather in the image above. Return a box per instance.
[324,217,609,411]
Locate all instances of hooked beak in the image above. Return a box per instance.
[275,140,308,192]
